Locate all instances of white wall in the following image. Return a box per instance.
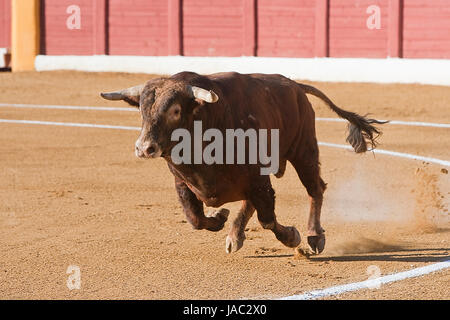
[35,55,450,86]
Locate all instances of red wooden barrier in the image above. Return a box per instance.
[26,0,450,59]
[108,0,168,56]
[0,0,11,48]
[388,0,402,57]
[329,0,389,58]
[257,0,315,57]
[42,0,95,55]
[315,0,329,57]
[168,0,182,55]
[182,0,245,57]
[403,0,450,59]
[93,0,106,55]
[243,0,256,56]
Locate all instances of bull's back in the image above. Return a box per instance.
[208,72,309,156]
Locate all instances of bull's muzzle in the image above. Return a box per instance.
[135,140,162,159]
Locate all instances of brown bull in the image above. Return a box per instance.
[101,72,385,254]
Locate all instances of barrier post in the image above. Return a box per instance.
[168,0,182,56]
[11,0,40,71]
[94,0,107,55]
[315,0,329,57]
[388,0,403,57]
[243,0,256,56]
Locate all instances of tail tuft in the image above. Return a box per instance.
[345,115,387,153]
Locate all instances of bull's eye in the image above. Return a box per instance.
[168,104,182,123]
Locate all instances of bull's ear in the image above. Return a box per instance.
[187,85,219,104]
[100,84,145,107]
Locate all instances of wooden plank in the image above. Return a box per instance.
[182,0,245,57]
[315,0,329,57]
[403,0,450,58]
[329,0,389,58]
[388,0,402,57]
[43,0,95,55]
[243,0,256,56]
[0,0,12,48]
[108,0,168,56]
[256,0,315,57]
[168,0,181,55]
[93,0,106,55]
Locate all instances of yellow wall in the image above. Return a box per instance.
[11,0,40,71]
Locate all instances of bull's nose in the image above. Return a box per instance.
[135,141,159,158]
[145,145,156,156]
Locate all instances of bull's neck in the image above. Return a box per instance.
[196,101,233,131]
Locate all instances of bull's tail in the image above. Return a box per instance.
[298,83,388,153]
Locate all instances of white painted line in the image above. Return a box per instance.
[1,119,449,167]
[0,103,135,112]
[318,142,450,167]
[1,103,449,129]
[0,119,140,131]
[388,120,450,128]
[316,117,450,129]
[280,258,450,300]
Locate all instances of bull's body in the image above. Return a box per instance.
[166,72,316,208]
[101,71,384,254]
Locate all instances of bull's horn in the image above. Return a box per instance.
[188,86,219,103]
[100,84,145,106]
[100,92,124,100]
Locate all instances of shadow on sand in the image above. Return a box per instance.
[246,247,449,263]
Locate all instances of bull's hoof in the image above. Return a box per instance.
[205,208,230,231]
[307,233,326,254]
[225,232,245,254]
[276,226,301,248]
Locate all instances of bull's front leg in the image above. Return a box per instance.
[175,178,229,232]
[226,200,255,254]
[249,176,301,248]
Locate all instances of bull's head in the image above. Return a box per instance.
[100,78,219,159]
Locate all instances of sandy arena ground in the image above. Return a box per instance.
[0,71,448,299]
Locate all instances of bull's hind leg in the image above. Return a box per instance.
[226,200,255,253]
[175,179,229,232]
[248,176,301,248]
[290,142,326,254]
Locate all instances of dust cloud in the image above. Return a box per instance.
[325,161,449,255]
